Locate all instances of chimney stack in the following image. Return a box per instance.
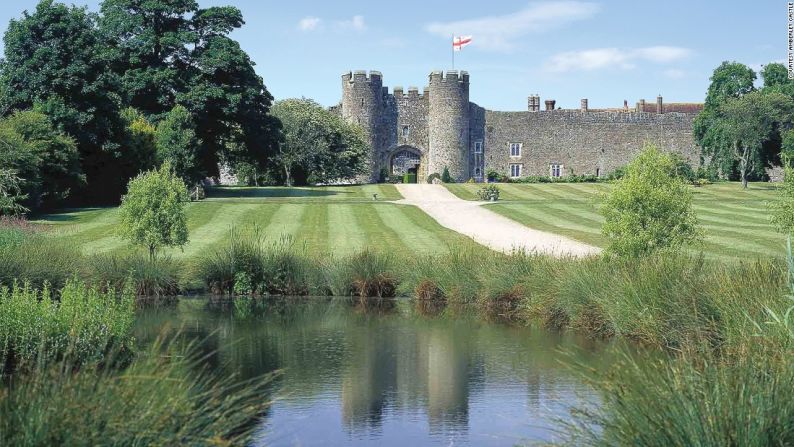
[527,95,540,112]
[623,99,629,111]
[639,98,646,112]
[580,98,588,112]
[656,95,663,114]
[544,99,556,111]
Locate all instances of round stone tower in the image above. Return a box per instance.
[428,70,470,181]
[341,70,383,182]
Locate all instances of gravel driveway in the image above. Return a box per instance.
[395,184,601,257]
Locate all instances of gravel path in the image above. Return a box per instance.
[395,184,601,257]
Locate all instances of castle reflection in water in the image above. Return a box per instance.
[134,298,613,445]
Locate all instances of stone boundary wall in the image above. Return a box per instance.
[483,109,699,178]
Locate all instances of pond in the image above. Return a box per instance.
[134,298,619,446]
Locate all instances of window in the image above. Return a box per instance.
[474,141,483,153]
[509,142,521,157]
[474,167,482,177]
[550,164,563,178]
[510,163,522,178]
[402,126,409,137]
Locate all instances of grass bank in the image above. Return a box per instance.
[446,182,781,260]
[191,229,788,354]
[33,184,479,258]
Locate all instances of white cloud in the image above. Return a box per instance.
[544,46,693,73]
[336,15,366,32]
[425,1,599,52]
[297,16,322,32]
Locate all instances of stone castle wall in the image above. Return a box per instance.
[482,110,699,177]
[338,70,701,183]
[428,71,470,181]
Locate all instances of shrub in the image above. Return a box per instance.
[601,145,702,257]
[441,166,453,183]
[0,280,135,367]
[475,184,500,201]
[118,163,190,260]
[0,232,83,290]
[333,249,398,298]
[427,172,441,184]
[86,253,182,297]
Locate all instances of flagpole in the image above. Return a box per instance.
[451,34,455,70]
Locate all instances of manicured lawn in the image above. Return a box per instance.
[445,182,783,260]
[33,184,479,258]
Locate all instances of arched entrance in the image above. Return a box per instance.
[390,147,422,183]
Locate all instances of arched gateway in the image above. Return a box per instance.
[388,146,423,183]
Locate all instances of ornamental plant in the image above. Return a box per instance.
[601,144,701,257]
[118,163,189,260]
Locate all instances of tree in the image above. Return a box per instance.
[118,163,189,259]
[770,162,794,239]
[270,98,369,186]
[694,62,758,179]
[0,110,82,209]
[100,0,279,179]
[156,105,201,184]
[119,108,158,180]
[761,63,790,89]
[718,91,794,188]
[601,145,701,257]
[0,169,29,216]
[0,0,127,202]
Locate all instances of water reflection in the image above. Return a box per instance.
[134,298,617,446]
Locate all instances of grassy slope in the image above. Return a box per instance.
[445,182,781,260]
[33,184,480,258]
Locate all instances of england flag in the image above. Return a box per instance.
[453,35,472,51]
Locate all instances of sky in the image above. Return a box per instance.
[0,0,785,111]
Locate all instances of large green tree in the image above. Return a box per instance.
[100,0,279,179]
[0,110,82,210]
[0,0,129,202]
[694,62,759,180]
[270,98,369,186]
[716,91,793,188]
[156,105,200,184]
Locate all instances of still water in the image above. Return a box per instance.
[135,298,617,446]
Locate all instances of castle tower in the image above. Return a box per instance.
[428,70,470,181]
[341,70,384,182]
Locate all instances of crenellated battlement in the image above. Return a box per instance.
[428,70,470,84]
[392,86,429,100]
[342,70,383,84]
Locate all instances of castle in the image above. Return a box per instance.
[337,70,704,183]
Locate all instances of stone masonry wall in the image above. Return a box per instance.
[428,71,470,181]
[483,110,700,178]
[387,87,430,181]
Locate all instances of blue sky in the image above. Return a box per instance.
[0,1,785,110]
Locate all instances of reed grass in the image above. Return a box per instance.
[0,335,275,446]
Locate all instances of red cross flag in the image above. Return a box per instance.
[453,35,472,51]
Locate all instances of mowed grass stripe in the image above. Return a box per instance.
[165,203,261,258]
[352,205,405,252]
[326,204,368,256]
[292,203,329,253]
[373,204,452,253]
[489,204,607,247]
[262,203,306,242]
